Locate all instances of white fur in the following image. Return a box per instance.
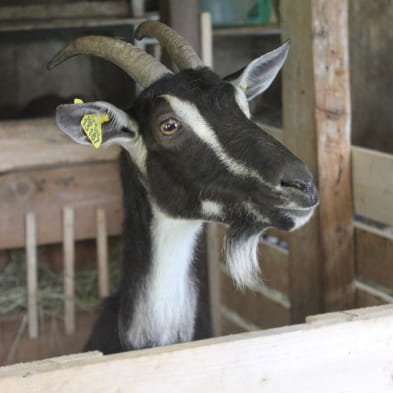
[225,232,262,289]
[234,87,251,118]
[163,95,265,183]
[289,208,316,231]
[126,206,202,349]
[201,200,224,219]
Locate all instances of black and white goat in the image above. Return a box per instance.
[48,21,319,354]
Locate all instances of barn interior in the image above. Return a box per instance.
[0,0,392,385]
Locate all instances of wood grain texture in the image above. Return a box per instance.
[349,0,393,154]
[0,162,122,249]
[96,208,109,299]
[355,225,393,291]
[25,213,38,339]
[220,268,290,329]
[281,0,323,322]
[0,309,97,366]
[63,207,75,336]
[352,146,393,227]
[1,306,392,393]
[0,118,120,172]
[311,0,355,311]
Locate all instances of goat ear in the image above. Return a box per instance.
[56,101,137,147]
[225,41,290,101]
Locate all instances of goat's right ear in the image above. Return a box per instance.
[225,41,290,101]
[56,101,138,147]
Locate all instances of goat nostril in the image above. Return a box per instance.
[281,179,312,193]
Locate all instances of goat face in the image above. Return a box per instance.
[52,22,318,287]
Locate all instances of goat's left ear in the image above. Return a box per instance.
[225,41,290,101]
[55,101,137,147]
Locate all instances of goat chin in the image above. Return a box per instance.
[224,227,264,290]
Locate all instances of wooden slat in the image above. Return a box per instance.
[96,209,109,299]
[0,118,120,172]
[259,240,289,295]
[1,306,392,393]
[63,208,75,336]
[220,267,290,329]
[281,0,323,322]
[200,12,213,68]
[354,280,393,308]
[0,161,122,249]
[352,146,393,227]
[0,2,131,20]
[25,213,38,339]
[220,306,260,336]
[355,224,393,290]
[311,0,355,311]
[0,310,98,366]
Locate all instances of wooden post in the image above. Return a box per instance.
[96,208,109,298]
[25,212,38,339]
[63,207,75,335]
[281,0,323,322]
[311,0,355,311]
[281,0,354,320]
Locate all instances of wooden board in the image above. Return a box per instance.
[1,305,392,393]
[220,267,290,330]
[352,146,393,227]
[0,162,122,249]
[0,118,119,172]
[281,0,323,322]
[311,0,355,311]
[0,309,97,366]
[355,224,393,291]
[0,2,131,20]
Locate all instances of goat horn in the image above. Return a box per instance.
[47,36,172,87]
[135,21,204,70]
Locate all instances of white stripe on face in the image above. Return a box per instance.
[162,95,265,184]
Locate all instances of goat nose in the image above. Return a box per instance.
[281,179,314,194]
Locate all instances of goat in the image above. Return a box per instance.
[48,21,319,354]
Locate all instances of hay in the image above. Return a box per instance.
[0,243,122,318]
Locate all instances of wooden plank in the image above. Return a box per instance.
[352,146,393,227]
[96,209,109,299]
[0,162,122,249]
[349,1,393,153]
[0,2,131,20]
[0,310,98,366]
[220,267,290,329]
[219,306,260,336]
[25,213,38,339]
[355,281,393,308]
[0,17,145,33]
[213,24,281,37]
[311,0,355,311]
[0,118,120,172]
[1,305,392,393]
[355,224,393,290]
[259,240,289,295]
[281,0,323,322]
[63,208,75,336]
[200,12,213,68]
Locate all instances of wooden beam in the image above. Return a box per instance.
[0,161,122,249]
[352,146,393,227]
[311,0,355,311]
[281,0,323,322]
[96,208,109,298]
[0,118,119,173]
[25,213,38,339]
[63,207,75,336]
[1,305,392,393]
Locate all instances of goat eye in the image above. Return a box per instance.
[159,118,182,135]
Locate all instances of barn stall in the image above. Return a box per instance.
[0,0,392,391]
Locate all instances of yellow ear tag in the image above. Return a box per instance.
[241,82,248,92]
[73,98,109,149]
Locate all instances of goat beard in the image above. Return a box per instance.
[224,225,264,289]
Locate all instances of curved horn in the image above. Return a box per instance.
[47,36,172,87]
[135,21,204,70]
